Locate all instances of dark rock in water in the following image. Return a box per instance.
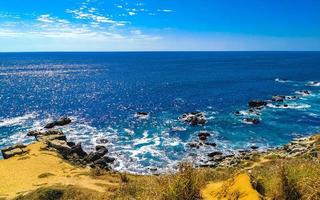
[99,138,109,144]
[1,144,28,159]
[250,146,259,150]
[95,156,115,164]
[69,143,87,158]
[179,112,207,126]
[188,142,200,149]
[205,142,217,147]
[248,100,267,108]
[208,151,223,157]
[135,112,150,120]
[198,131,211,141]
[297,90,312,96]
[244,118,260,125]
[234,111,241,116]
[272,95,286,102]
[85,146,108,163]
[28,130,65,142]
[44,117,72,129]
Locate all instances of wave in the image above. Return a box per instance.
[0,112,38,128]
[275,78,291,83]
[306,81,320,87]
[267,103,311,109]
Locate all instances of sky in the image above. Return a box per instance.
[0,0,320,51]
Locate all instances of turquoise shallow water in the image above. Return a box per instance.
[0,52,319,173]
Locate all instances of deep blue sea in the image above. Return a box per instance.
[0,52,319,173]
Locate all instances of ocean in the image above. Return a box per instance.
[0,52,319,173]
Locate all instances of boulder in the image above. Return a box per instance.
[85,146,108,163]
[248,100,267,108]
[47,139,71,157]
[205,142,217,147]
[44,117,72,129]
[69,143,87,158]
[198,131,211,141]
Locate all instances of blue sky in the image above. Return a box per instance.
[0,0,320,51]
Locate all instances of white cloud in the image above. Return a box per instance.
[37,14,55,23]
[157,9,174,13]
[128,12,136,16]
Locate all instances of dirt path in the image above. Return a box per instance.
[201,173,261,200]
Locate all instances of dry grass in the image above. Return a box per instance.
[14,185,109,200]
[251,158,320,200]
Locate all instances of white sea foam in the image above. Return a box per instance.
[306,81,320,87]
[0,112,38,128]
[267,103,311,109]
[275,78,291,83]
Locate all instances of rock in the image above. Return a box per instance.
[85,146,108,163]
[188,142,200,149]
[248,100,267,108]
[44,117,72,129]
[198,131,211,140]
[99,138,109,144]
[205,142,217,147]
[135,112,150,120]
[95,156,115,164]
[69,143,87,158]
[296,90,312,96]
[272,95,286,102]
[208,151,223,157]
[47,140,71,157]
[179,112,207,126]
[243,118,260,125]
[250,146,259,150]
[67,142,76,147]
[1,144,28,159]
[234,111,241,116]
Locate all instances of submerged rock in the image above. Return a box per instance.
[44,117,72,129]
[135,112,150,120]
[243,118,260,125]
[248,100,267,108]
[198,131,211,141]
[179,112,207,126]
[272,95,286,102]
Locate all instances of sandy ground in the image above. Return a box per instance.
[201,173,260,200]
[0,142,119,199]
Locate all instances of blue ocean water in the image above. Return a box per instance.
[0,52,319,173]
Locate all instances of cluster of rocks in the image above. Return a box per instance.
[188,131,217,149]
[235,87,313,125]
[1,117,116,170]
[179,112,207,126]
[199,135,320,168]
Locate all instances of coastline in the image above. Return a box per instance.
[1,130,319,199]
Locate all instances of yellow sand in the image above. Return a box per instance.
[0,142,118,199]
[201,173,261,200]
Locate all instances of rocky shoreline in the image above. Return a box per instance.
[1,117,116,170]
[1,116,319,173]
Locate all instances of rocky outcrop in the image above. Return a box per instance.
[179,112,207,126]
[44,117,72,129]
[1,144,28,159]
